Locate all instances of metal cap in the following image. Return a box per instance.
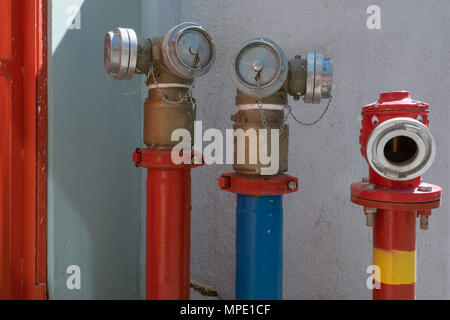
[231,38,288,98]
[366,117,436,181]
[162,22,215,79]
[103,27,138,80]
[304,53,333,104]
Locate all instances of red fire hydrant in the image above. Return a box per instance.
[351,91,442,300]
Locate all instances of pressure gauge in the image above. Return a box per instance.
[162,22,215,79]
[103,27,138,80]
[304,53,333,104]
[231,38,288,98]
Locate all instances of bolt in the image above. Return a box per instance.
[364,207,377,227]
[418,185,432,192]
[252,60,263,72]
[420,215,429,230]
[287,180,297,190]
[363,183,376,190]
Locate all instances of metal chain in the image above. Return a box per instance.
[104,55,200,109]
[149,63,199,108]
[255,75,270,131]
[104,70,150,96]
[285,95,333,126]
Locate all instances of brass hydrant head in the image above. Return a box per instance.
[230,37,332,103]
[103,22,215,80]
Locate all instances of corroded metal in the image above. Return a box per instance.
[230,108,289,175]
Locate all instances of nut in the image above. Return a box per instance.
[420,215,429,230]
[418,185,432,192]
[287,180,297,190]
[362,183,376,190]
[364,207,376,227]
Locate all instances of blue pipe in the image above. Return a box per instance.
[236,194,283,300]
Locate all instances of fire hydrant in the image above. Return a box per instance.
[219,38,333,299]
[103,23,215,300]
[351,91,442,300]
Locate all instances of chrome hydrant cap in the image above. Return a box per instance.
[162,22,216,79]
[103,27,138,80]
[231,38,288,98]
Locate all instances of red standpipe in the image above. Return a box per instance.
[351,92,442,300]
[371,173,418,300]
[133,148,201,299]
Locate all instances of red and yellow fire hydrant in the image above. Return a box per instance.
[351,91,442,300]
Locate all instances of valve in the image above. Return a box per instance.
[230,38,332,103]
[228,38,333,176]
[103,22,215,80]
[103,23,215,300]
[351,91,442,300]
[220,37,333,300]
[103,22,216,150]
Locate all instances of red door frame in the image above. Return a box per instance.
[0,0,48,300]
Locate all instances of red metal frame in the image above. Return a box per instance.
[0,0,47,300]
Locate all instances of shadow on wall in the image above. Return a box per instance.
[49,0,144,299]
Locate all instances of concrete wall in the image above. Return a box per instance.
[176,0,450,299]
[48,0,144,299]
[48,0,450,299]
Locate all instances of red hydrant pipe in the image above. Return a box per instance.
[373,209,416,299]
[371,172,418,300]
[351,92,442,300]
[134,149,201,300]
[146,168,191,300]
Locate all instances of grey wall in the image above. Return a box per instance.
[176,0,450,299]
[48,0,450,300]
[48,0,144,299]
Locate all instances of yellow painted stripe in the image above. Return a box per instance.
[373,248,416,285]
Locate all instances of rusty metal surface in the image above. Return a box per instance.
[231,109,288,175]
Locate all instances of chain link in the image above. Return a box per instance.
[285,95,333,126]
[254,75,333,135]
[149,63,199,108]
[104,54,200,110]
[255,75,269,131]
[104,69,149,96]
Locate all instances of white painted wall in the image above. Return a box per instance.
[48,0,144,299]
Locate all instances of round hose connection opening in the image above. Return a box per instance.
[366,117,435,181]
[383,136,418,165]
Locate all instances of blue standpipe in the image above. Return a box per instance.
[236,194,283,300]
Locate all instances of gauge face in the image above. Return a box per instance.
[162,22,215,79]
[236,44,279,87]
[231,38,288,98]
[177,30,212,69]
